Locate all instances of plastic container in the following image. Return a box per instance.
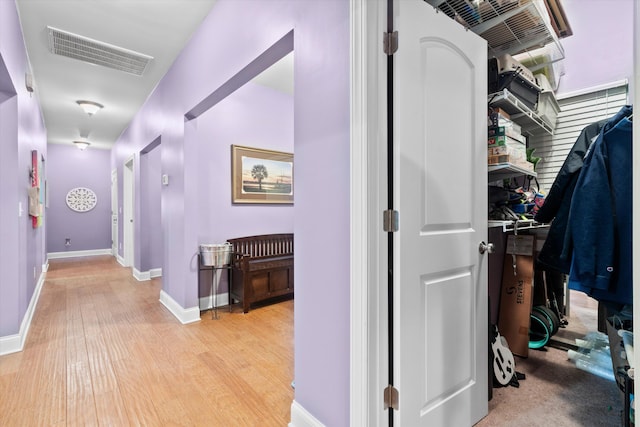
[199,243,232,267]
[536,91,560,130]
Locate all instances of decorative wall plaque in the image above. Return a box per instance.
[66,187,97,212]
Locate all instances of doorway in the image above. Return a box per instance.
[123,156,134,268]
[111,169,118,256]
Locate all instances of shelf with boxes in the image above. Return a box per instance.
[489,89,554,136]
[487,106,537,181]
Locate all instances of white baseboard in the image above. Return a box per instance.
[133,267,162,281]
[198,293,230,311]
[289,400,325,427]
[133,268,150,281]
[116,254,125,266]
[47,248,112,259]
[0,269,47,356]
[159,290,201,324]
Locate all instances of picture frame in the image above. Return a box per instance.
[231,145,293,204]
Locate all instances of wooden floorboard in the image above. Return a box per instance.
[0,256,294,426]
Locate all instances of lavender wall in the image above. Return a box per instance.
[0,0,47,339]
[195,81,294,298]
[140,141,162,272]
[111,1,350,424]
[46,144,111,253]
[0,60,19,338]
[557,0,634,97]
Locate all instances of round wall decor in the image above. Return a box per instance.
[66,187,97,212]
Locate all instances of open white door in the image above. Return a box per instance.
[393,1,488,425]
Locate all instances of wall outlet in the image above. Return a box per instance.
[33,266,36,279]
[65,238,71,247]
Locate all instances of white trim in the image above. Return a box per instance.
[289,400,326,427]
[42,262,49,273]
[116,254,125,266]
[159,290,201,324]
[349,0,372,426]
[133,268,162,281]
[198,293,230,311]
[133,268,150,281]
[47,248,112,259]
[0,269,46,356]
[557,79,629,100]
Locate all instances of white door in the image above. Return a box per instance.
[111,169,118,256]
[123,157,134,268]
[394,1,488,425]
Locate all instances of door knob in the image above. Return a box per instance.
[479,241,495,254]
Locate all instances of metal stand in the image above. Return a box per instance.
[211,268,220,319]
[197,253,233,320]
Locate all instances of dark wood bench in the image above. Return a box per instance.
[227,233,294,313]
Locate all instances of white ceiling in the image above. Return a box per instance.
[17,1,294,151]
[16,0,220,150]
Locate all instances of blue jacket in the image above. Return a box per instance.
[567,105,633,306]
[535,119,605,273]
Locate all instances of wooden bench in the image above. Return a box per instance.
[227,233,294,313]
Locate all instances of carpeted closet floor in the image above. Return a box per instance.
[476,291,626,426]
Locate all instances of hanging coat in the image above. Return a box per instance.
[534,118,606,273]
[566,105,633,306]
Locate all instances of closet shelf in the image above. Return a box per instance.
[489,162,536,181]
[489,89,554,135]
[488,219,548,232]
[425,0,565,64]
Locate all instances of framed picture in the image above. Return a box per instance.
[231,145,293,204]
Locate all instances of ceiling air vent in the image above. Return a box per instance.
[47,26,153,76]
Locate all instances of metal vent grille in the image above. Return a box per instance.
[47,26,153,76]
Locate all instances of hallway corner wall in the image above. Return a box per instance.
[0,0,47,352]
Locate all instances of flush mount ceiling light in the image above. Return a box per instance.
[73,140,91,150]
[76,100,103,116]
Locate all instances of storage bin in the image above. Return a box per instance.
[199,243,232,267]
[536,91,560,130]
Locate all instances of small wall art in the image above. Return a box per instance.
[231,145,293,204]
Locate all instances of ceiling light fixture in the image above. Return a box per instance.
[73,140,91,150]
[76,100,103,116]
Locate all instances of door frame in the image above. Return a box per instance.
[353,3,640,426]
[123,155,135,268]
[111,169,118,256]
[350,0,387,425]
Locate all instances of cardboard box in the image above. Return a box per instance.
[488,135,526,148]
[488,126,526,143]
[498,235,535,358]
[488,109,512,128]
[488,145,526,161]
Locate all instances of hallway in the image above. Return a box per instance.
[0,256,294,426]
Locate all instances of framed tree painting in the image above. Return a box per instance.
[231,145,293,204]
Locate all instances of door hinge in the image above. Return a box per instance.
[383,210,399,232]
[383,31,398,55]
[384,385,399,410]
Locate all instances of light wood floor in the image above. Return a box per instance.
[0,256,294,426]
